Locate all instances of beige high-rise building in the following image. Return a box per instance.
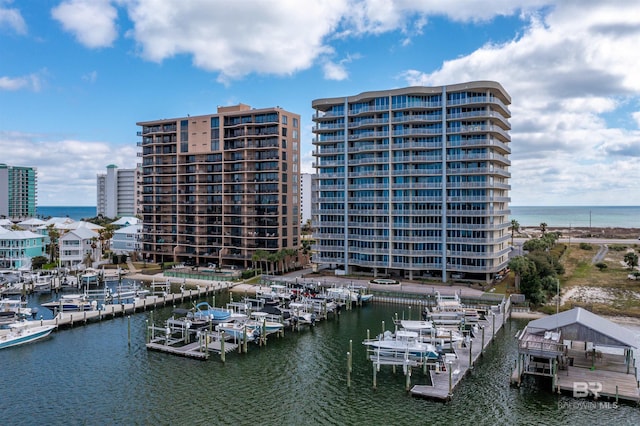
[312,81,511,283]
[137,104,301,267]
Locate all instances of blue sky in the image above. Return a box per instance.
[1,0,639,207]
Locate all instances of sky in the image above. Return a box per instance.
[1,0,639,207]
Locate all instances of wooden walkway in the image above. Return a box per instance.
[32,285,226,329]
[146,339,239,360]
[410,309,505,401]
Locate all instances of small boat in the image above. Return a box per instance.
[79,268,101,288]
[396,320,433,332]
[246,311,284,335]
[283,301,317,324]
[42,294,95,312]
[0,321,56,349]
[326,286,373,304]
[191,302,232,322]
[32,274,52,293]
[111,283,149,300]
[216,321,259,342]
[363,330,441,360]
[0,298,33,325]
[256,284,294,303]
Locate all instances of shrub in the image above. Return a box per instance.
[579,242,593,250]
[594,262,608,271]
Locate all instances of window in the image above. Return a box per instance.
[282,115,288,125]
[293,118,298,128]
[282,127,287,137]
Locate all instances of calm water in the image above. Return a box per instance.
[2,291,640,425]
[36,206,96,221]
[510,206,640,228]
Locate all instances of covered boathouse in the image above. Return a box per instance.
[512,307,640,403]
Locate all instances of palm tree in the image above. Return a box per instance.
[46,225,60,264]
[540,222,548,235]
[98,224,115,252]
[252,249,269,275]
[510,219,520,247]
[83,251,94,268]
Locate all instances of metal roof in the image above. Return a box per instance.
[527,307,638,349]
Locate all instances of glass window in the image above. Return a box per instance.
[282,115,288,125]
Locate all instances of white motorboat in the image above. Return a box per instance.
[32,274,52,293]
[256,284,294,302]
[285,301,317,324]
[246,311,284,335]
[326,286,373,303]
[79,268,101,288]
[41,294,96,312]
[216,321,259,342]
[0,321,56,349]
[363,330,441,360]
[0,298,33,325]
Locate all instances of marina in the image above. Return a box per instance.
[1,282,639,424]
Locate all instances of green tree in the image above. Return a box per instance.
[510,219,520,247]
[46,225,60,263]
[540,222,548,235]
[509,255,535,292]
[252,249,269,275]
[31,255,48,270]
[624,252,639,270]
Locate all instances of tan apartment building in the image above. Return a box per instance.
[311,81,511,283]
[137,104,301,268]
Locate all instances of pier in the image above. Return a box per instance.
[32,284,227,329]
[409,308,505,401]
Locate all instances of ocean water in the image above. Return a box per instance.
[36,206,97,221]
[510,206,640,228]
[34,205,640,228]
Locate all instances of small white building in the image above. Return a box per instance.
[59,227,101,268]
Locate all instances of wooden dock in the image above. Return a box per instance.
[556,366,639,403]
[32,284,227,329]
[409,308,506,401]
[146,336,239,360]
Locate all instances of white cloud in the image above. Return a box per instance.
[323,61,349,81]
[82,70,98,83]
[0,1,26,34]
[0,131,137,205]
[398,1,640,205]
[52,0,118,48]
[125,0,346,81]
[632,112,640,128]
[0,72,43,91]
[49,0,551,82]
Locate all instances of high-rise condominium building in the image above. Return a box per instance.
[137,104,301,267]
[97,164,139,218]
[0,164,37,221]
[311,81,511,283]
